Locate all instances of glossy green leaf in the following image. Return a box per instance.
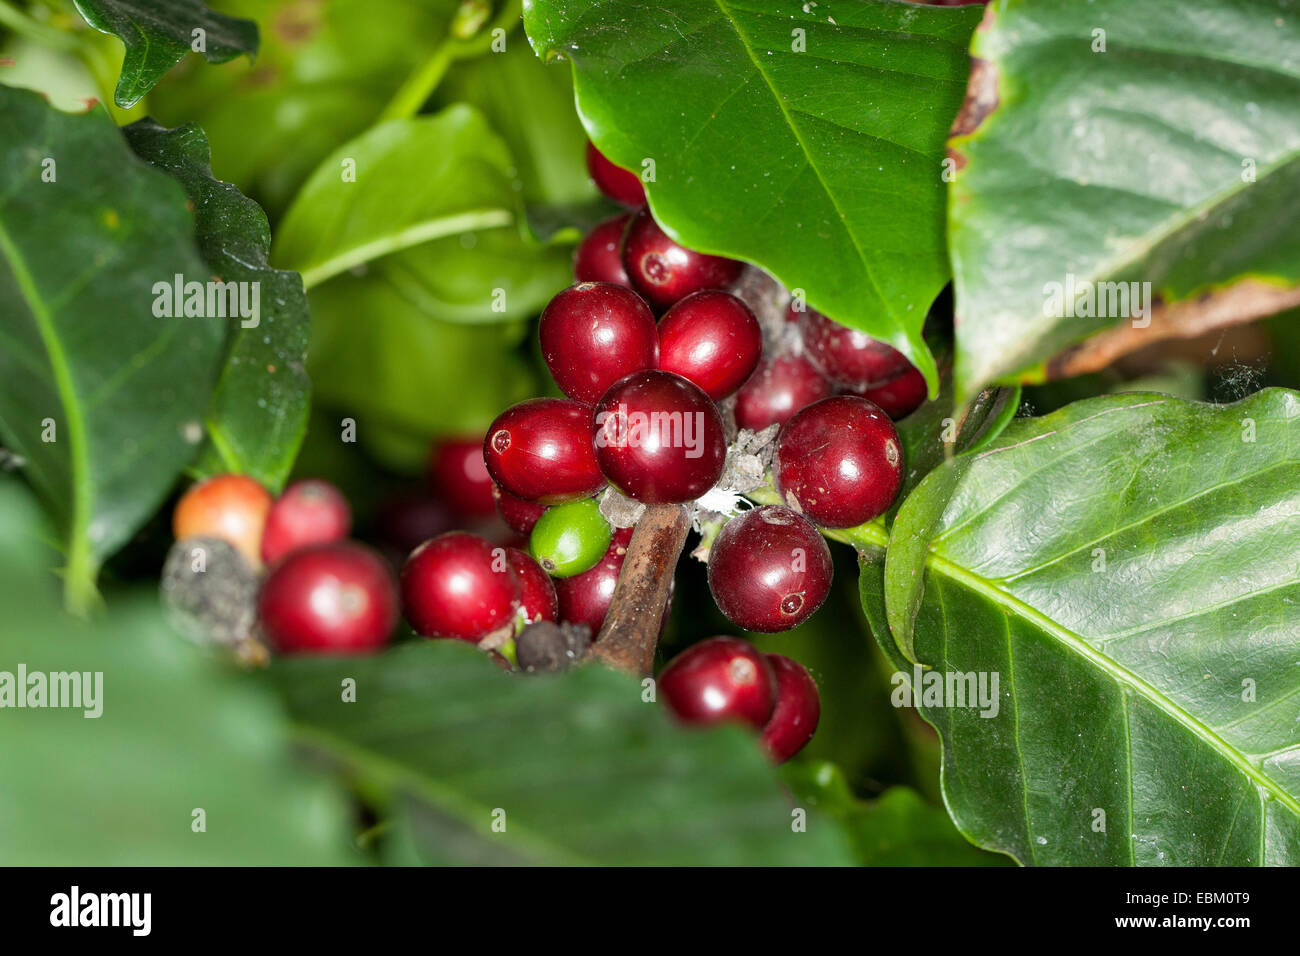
[864,389,1300,865]
[124,119,310,492]
[73,0,258,108]
[949,0,1300,399]
[0,88,225,609]
[783,763,1010,866]
[0,479,356,865]
[274,105,542,294]
[524,0,983,392]
[274,641,854,865]
[379,226,572,326]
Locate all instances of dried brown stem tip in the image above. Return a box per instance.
[588,502,692,676]
[1048,280,1300,380]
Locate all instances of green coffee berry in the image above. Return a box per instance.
[529,498,612,578]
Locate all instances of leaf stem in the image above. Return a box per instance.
[297,208,513,290]
[0,212,99,614]
[378,0,524,124]
[745,485,888,552]
[61,539,100,616]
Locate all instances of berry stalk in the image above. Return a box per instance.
[588,503,691,676]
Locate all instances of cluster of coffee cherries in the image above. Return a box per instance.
[397,144,921,760]
[166,143,923,765]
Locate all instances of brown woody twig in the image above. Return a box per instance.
[588,503,692,676]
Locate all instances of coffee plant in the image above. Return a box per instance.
[0,0,1297,869]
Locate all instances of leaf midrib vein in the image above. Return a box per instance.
[712,0,894,323]
[295,208,514,290]
[0,128,95,596]
[924,550,1300,821]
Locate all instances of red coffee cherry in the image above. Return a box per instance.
[574,214,632,287]
[657,291,763,400]
[658,637,777,730]
[428,436,497,519]
[593,370,726,504]
[539,282,658,405]
[585,141,646,208]
[261,479,352,566]
[848,364,928,420]
[623,207,743,310]
[401,532,519,642]
[774,396,903,528]
[734,353,833,432]
[494,484,547,536]
[554,527,633,634]
[798,308,911,388]
[173,473,272,567]
[259,542,397,654]
[707,506,832,632]
[507,547,559,626]
[483,398,605,503]
[760,654,821,763]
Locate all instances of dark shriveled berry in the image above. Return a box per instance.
[774,396,903,528]
[539,282,657,405]
[483,398,605,504]
[657,291,763,400]
[622,207,743,310]
[161,536,258,649]
[516,620,593,673]
[259,542,398,654]
[707,506,832,632]
[658,637,777,730]
[593,370,726,504]
[760,654,821,763]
